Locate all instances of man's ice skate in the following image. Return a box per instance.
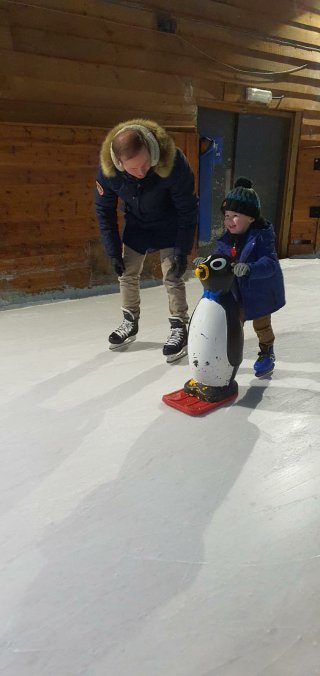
[254,344,275,378]
[162,317,188,363]
[108,309,139,350]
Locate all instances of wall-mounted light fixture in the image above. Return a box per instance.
[246,87,273,104]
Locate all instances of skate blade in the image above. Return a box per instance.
[166,347,188,363]
[255,367,274,378]
[109,335,137,351]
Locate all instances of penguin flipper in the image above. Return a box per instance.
[219,294,244,367]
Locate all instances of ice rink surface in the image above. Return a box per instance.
[1,259,320,676]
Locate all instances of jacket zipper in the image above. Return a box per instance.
[240,239,256,262]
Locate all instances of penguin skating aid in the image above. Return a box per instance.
[162,254,244,416]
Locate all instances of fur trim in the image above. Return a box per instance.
[100,118,176,179]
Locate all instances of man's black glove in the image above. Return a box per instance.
[111,256,125,277]
[169,255,188,279]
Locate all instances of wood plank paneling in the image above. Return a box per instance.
[287,243,315,256]
[0,122,105,143]
[4,50,205,97]
[4,4,320,72]
[135,0,320,47]
[0,121,103,299]
[0,25,12,49]
[0,99,195,127]
[0,145,99,167]
[7,21,320,81]
[4,48,319,106]
[290,223,318,240]
[2,76,197,117]
[221,0,320,20]
[289,135,320,255]
[0,122,199,300]
[0,0,319,127]
[0,0,319,296]
[25,0,314,49]
[6,5,319,78]
[0,6,12,49]
[0,167,96,184]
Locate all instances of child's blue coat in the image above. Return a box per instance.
[214,221,286,320]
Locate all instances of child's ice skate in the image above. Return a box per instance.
[254,344,275,378]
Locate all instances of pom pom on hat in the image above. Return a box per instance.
[234,177,253,189]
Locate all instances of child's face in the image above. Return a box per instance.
[224,211,254,235]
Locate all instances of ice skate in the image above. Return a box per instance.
[254,344,275,378]
[162,317,188,363]
[108,309,139,350]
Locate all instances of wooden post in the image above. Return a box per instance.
[278,111,302,258]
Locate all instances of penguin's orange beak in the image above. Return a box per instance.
[195,264,209,281]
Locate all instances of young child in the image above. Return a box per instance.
[214,177,285,377]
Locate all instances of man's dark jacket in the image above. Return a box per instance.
[95,118,198,259]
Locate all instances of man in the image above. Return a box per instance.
[95,118,198,362]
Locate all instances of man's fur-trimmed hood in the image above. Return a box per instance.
[100,118,176,179]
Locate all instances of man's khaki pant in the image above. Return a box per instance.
[119,245,189,321]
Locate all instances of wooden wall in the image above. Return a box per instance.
[0,124,103,300]
[1,0,320,301]
[0,123,198,303]
[1,0,320,126]
[288,113,320,256]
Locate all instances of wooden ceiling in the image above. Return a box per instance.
[0,0,320,138]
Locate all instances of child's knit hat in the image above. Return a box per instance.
[221,177,261,219]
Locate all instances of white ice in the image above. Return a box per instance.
[1,259,320,676]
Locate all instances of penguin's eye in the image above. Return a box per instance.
[210,258,227,270]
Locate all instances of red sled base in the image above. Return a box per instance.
[162,388,237,416]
